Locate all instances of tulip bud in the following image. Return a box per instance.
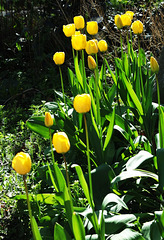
[63,24,75,37]
[45,112,53,127]
[114,15,123,29]
[120,14,132,27]
[74,15,85,30]
[88,55,97,70]
[73,94,91,113]
[87,21,98,35]
[12,152,32,175]
[98,40,108,52]
[150,56,159,73]
[131,20,143,34]
[125,11,134,20]
[53,52,65,65]
[71,34,87,51]
[52,132,70,154]
[85,39,98,55]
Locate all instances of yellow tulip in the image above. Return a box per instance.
[53,52,65,65]
[74,15,85,29]
[71,34,87,50]
[12,152,32,175]
[63,23,75,37]
[150,56,159,73]
[73,94,91,113]
[88,55,97,70]
[52,132,70,154]
[85,39,98,55]
[125,11,134,20]
[45,112,53,127]
[114,15,123,29]
[131,20,143,34]
[120,14,132,27]
[75,31,81,35]
[86,21,98,35]
[98,40,108,52]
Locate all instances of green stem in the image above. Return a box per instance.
[138,36,145,105]
[63,154,72,199]
[59,66,66,111]
[49,128,55,166]
[81,49,87,92]
[94,66,101,128]
[23,175,33,230]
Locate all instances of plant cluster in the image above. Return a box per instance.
[4,10,164,240]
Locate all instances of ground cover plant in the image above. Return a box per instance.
[1,1,164,240]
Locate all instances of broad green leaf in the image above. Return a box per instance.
[26,116,56,139]
[54,223,71,240]
[103,107,115,151]
[72,164,93,208]
[31,216,42,240]
[102,193,128,211]
[159,107,164,148]
[110,228,144,240]
[126,150,153,170]
[111,169,158,186]
[157,148,164,190]
[105,214,137,235]
[74,54,83,89]
[72,212,85,240]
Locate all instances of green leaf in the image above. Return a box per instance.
[159,107,164,148]
[72,212,85,240]
[105,214,137,235]
[54,223,71,240]
[102,193,128,211]
[111,169,158,186]
[110,228,144,240]
[72,164,93,208]
[126,150,153,170]
[31,216,42,240]
[103,107,115,151]
[74,54,83,89]
[157,148,164,190]
[26,116,56,139]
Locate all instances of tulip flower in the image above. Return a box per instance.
[73,94,91,113]
[12,152,31,175]
[125,11,134,20]
[114,15,123,29]
[120,14,132,27]
[71,34,87,51]
[85,39,98,55]
[53,132,70,154]
[131,20,143,34]
[53,52,65,65]
[88,55,97,70]
[87,21,98,35]
[98,40,108,52]
[150,56,159,73]
[45,112,53,127]
[74,15,85,29]
[63,23,75,37]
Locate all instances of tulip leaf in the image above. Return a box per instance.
[31,216,42,240]
[74,54,83,89]
[72,164,93,207]
[54,223,71,240]
[111,169,158,186]
[126,150,153,170]
[102,193,128,211]
[110,228,144,240]
[72,213,85,240]
[26,116,57,139]
[103,106,115,151]
[157,148,164,190]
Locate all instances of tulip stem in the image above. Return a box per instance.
[59,66,66,112]
[81,49,87,91]
[23,175,33,230]
[63,154,72,198]
[49,128,55,166]
[83,114,94,207]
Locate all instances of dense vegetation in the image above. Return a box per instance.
[1,0,164,239]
